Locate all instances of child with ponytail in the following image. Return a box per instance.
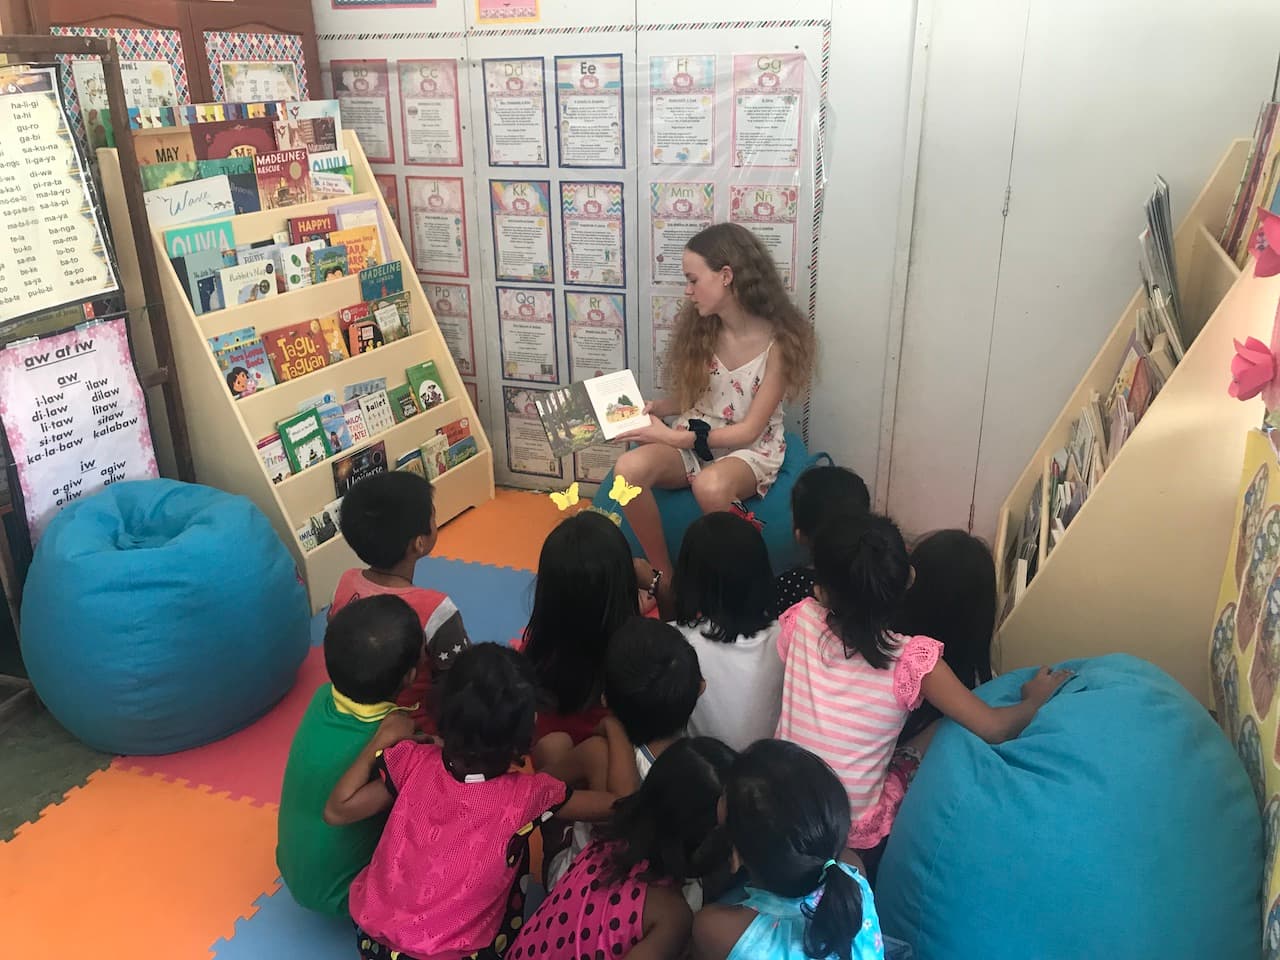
[692,739,887,960]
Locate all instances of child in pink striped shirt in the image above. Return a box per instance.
[775,512,1071,865]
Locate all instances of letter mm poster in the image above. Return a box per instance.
[0,316,158,543]
[651,182,713,285]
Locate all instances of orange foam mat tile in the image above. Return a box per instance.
[1,766,280,958]
[433,487,563,571]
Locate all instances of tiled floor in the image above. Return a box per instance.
[0,489,560,958]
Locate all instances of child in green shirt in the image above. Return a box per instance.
[276,594,422,916]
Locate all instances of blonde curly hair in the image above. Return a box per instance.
[666,222,815,411]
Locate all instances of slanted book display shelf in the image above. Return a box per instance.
[994,139,1280,705]
[145,132,494,614]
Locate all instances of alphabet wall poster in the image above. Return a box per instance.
[331,59,394,162]
[0,317,158,543]
[482,58,548,167]
[565,291,625,381]
[650,295,682,394]
[729,184,798,290]
[649,54,715,165]
[426,281,476,377]
[650,181,713,284]
[555,54,623,168]
[399,59,463,167]
[221,61,300,103]
[408,176,468,277]
[490,179,553,283]
[504,385,562,478]
[575,443,621,484]
[731,53,804,168]
[560,181,624,288]
[497,286,557,383]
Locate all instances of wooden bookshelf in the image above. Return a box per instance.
[102,132,494,614]
[994,138,1280,704]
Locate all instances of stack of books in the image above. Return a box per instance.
[1221,100,1280,265]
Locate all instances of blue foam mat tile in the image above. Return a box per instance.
[210,885,353,960]
[308,556,534,647]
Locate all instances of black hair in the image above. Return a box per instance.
[811,512,909,671]
[896,529,996,742]
[438,643,538,779]
[599,737,736,885]
[226,366,250,391]
[791,465,871,541]
[338,470,435,569]
[674,511,775,642]
[323,595,422,704]
[604,618,703,746]
[523,511,639,714]
[725,740,863,960]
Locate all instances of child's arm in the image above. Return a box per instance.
[921,661,1071,744]
[323,712,415,826]
[539,716,640,796]
[628,885,694,960]
[558,788,620,823]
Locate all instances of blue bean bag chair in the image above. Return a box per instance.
[21,479,309,755]
[876,654,1261,960]
[592,431,822,572]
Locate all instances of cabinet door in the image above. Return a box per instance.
[185,0,320,105]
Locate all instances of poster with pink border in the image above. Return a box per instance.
[731,53,804,168]
[407,176,469,277]
[373,173,401,232]
[729,184,799,290]
[0,317,157,543]
[331,59,395,162]
[425,281,476,377]
[399,59,463,167]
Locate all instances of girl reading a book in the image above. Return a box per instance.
[614,222,817,579]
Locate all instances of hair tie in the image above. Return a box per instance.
[822,858,839,876]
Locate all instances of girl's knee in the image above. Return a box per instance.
[690,469,730,506]
[616,447,653,483]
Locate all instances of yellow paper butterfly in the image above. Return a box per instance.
[609,474,643,507]
[549,482,580,511]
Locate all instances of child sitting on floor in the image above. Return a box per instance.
[694,740,890,960]
[330,471,470,732]
[523,511,651,744]
[326,643,621,960]
[276,595,420,917]
[540,617,704,893]
[674,511,782,751]
[775,512,1071,873]
[513,737,737,960]
[772,465,871,615]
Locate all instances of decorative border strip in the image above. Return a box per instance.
[318,32,467,40]
[319,18,831,40]
[802,19,831,445]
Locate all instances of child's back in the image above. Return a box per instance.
[277,596,421,916]
[772,465,870,616]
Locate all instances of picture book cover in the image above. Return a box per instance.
[310,498,343,546]
[277,407,332,473]
[281,99,343,136]
[387,383,419,422]
[316,314,350,364]
[282,241,328,291]
[360,261,404,302]
[219,260,278,306]
[342,398,370,446]
[536,369,648,456]
[192,118,278,161]
[343,377,389,401]
[197,156,261,214]
[334,199,389,263]
[347,319,384,356]
[264,319,330,381]
[207,326,257,354]
[274,116,339,153]
[133,127,196,166]
[165,219,235,261]
[297,390,340,413]
[288,213,338,245]
[235,243,286,294]
[297,521,319,552]
[420,433,449,480]
[217,337,277,399]
[370,292,412,343]
[358,389,397,436]
[333,440,389,496]
[406,360,448,412]
[396,448,426,478]
[309,149,355,196]
[444,435,479,470]
[141,161,197,192]
[255,148,312,210]
[256,434,291,485]
[316,401,353,453]
[182,248,230,315]
[339,301,371,332]
[436,416,471,448]
[312,245,350,284]
[328,226,381,273]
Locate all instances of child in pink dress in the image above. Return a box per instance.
[324,643,622,960]
[775,512,1072,863]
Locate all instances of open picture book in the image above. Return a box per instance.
[535,369,650,458]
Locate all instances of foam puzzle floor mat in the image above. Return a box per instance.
[0,489,562,957]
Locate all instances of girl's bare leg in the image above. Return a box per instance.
[689,457,759,513]
[614,443,689,576]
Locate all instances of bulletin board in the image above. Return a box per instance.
[317,9,828,489]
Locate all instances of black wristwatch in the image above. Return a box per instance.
[688,418,713,462]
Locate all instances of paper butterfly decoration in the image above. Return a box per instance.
[549,482,580,511]
[609,474,642,506]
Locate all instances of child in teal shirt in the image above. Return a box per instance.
[276,594,421,916]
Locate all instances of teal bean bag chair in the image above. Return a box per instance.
[21,479,309,755]
[591,431,821,572]
[876,654,1261,960]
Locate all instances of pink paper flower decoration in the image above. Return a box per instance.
[1229,297,1280,411]
[1250,208,1280,278]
